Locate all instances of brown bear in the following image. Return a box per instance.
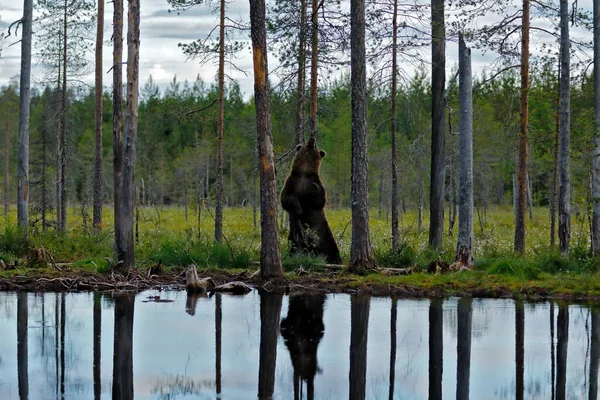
[281,138,342,264]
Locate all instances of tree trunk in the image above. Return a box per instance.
[388,298,397,400]
[93,293,101,400]
[349,0,374,272]
[390,0,399,251]
[59,0,68,232]
[112,292,134,400]
[429,298,443,400]
[556,304,568,400]
[56,48,62,230]
[215,293,222,395]
[456,297,472,400]
[514,0,529,253]
[214,0,225,243]
[456,33,474,267]
[117,0,140,271]
[349,296,369,400]
[258,292,283,398]
[113,0,124,253]
[41,112,47,231]
[17,292,28,399]
[516,300,524,400]
[593,0,600,254]
[295,0,307,145]
[558,0,571,255]
[418,145,423,231]
[310,0,319,139]
[590,310,600,400]
[429,0,446,250]
[526,172,533,221]
[5,121,9,220]
[552,85,560,247]
[17,0,32,231]
[93,0,104,232]
[249,0,283,279]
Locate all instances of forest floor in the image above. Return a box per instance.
[1,263,600,302]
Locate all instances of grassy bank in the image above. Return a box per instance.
[0,205,598,297]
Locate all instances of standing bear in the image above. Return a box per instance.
[281,138,342,264]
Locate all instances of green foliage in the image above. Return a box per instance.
[282,254,326,272]
[374,242,417,268]
[0,226,30,256]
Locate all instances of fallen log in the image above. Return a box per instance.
[185,265,215,293]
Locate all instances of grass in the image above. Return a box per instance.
[0,204,599,296]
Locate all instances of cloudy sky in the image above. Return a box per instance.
[0,0,594,99]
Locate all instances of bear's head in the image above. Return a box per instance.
[292,137,326,174]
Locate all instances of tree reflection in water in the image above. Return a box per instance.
[456,297,472,400]
[349,295,370,400]
[429,298,443,400]
[17,292,28,400]
[258,292,283,400]
[591,309,600,400]
[112,292,135,400]
[280,294,326,400]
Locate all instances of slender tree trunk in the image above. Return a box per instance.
[593,0,600,254]
[17,0,32,231]
[527,172,533,220]
[17,292,28,399]
[93,293,101,400]
[214,0,225,243]
[391,0,399,250]
[41,115,47,231]
[249,0,283,279]
[93,0,105,232]
[56,49,62,230]
[388,298,397,400]
[558,0,571,255]
[552,85,560,247]
[429,0,446,250]
[4,121,9,220]
[113,0,124,253]
[310,0,319,139]
[59,0,68,232]
[117,0,140,271]
[429,298,443,400]
[551,302,556,400]
[514,0,530,253]
[516,300,524,400]
[456,33,474,267]
[295,0,307,145]
[349,296,369,400]
[112,292,134,400]
[556,304,569,400]
[418,145,423,230]
[349,0,374,272]
[215,293,222,395]
[456,297,472,400]
[257,292,283,398]
[590,310,599,400]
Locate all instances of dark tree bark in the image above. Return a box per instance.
[258,292,283,399]
[593,0,600,254]
[117,0,140,271]
[590,310,599,400]
[17,0,33,232]
[249,0,284,279]
[551,302,556,399]
[456,33,474,267]
[429,0,446,250]
[17,292,28,400]
[295,0,308,145]
[60,293,65,396]
[5,120,9,221]
[390,0,399,251]
[214,0,225,243]
[349,296,369,400]
[551,87,560,247]
[514,0,530,253]
[429,298,443,399]
[112,292,135,400]
[558,0,571,255]
[350,0,374,272]
[515,300,524,400]
[59,0,68,233]
[113,0,124,254]
[93,0,104,232]
[215,293,222,395]
[310,0,319,139]
[556,304,568,400]
[93,293,102,400]
[389,298,397,400]
[456,297,472,400]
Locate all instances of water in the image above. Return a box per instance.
[0,290,598,400]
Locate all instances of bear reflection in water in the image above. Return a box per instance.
[280,294,326,400]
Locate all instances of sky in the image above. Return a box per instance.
[0,0,595,100]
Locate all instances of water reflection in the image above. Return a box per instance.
[1,292,600,399]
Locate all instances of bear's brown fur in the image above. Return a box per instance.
[281,138,342,264]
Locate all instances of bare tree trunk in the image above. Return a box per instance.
[310,0,319,139]
[514,0,529,253]
[117,0,140,271]
[56,48,62,230]
[17,0,32,231]
[59,0,68,232]
[93,0,104,232]
[349,296,369,400]
[214,0,225,243]
[456,297,472,400]
[390,0,399,251]
[112,292,134,400]
[558,0,571,255]
[526,172,533,221]
[113,0,124,252]
[556,304,569,400]
[429,0,446,250]
[249,0,283,279]
[593,0,600,254]
[516,300,524,400]
[4,121,9,220]
[258,292,283,398]
[429,298,443,400]
[41,115,47,231]
[552,86,560,247]
[17,292,28,399]
[456,33,474,267]
[296,0,307,145]
[418,145,423,231]
[350,0,374,272]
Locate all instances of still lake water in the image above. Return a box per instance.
[0,290,598,400]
